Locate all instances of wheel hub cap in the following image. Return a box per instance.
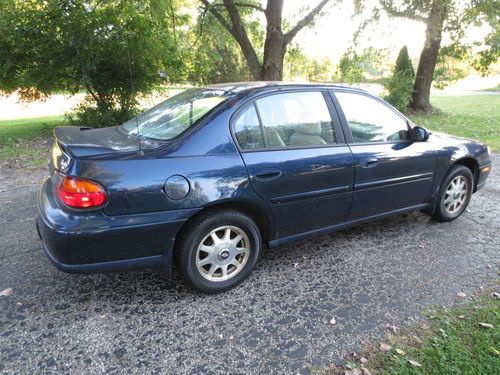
[195,225,250,282]
[444,175,468,215]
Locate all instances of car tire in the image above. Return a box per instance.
[175,209,261,293]
[432,165,474,222]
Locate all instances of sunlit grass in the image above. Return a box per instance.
[0,116,66,167]
[358,289,500,375]
[409,94,499,151]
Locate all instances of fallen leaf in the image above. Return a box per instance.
[408,359,422,367]
[478,322,494,329]
[457,292,467,298]
[395,348,406,356]
[379,343,392,352]
[0,288,13,297]
[329,317,336,325]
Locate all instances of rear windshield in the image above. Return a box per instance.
[121,88,233,141]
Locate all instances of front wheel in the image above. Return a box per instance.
[175,210,261,293]
[432,165,473,222]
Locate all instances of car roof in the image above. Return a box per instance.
[203,81,369,95]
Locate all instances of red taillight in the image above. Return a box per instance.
[56,175,107,208]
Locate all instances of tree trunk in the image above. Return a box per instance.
[411,0,447,112]
[261,0,285,80]
[202,0,331,82]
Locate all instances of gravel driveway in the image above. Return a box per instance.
[1,155,499,374]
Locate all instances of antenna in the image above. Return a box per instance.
[125,36,144,156]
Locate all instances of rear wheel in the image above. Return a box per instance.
[175,210,261,293]
[432,165,473,222]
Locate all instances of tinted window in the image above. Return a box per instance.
[255,92,336,148]
[234,105,265,149]
[336,92,409,143]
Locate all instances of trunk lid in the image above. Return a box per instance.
[53,126,163,158]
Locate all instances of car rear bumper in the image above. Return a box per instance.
[36,178,199,275]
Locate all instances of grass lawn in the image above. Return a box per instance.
[0,115,66,143]
[331,288,500,375]
[409,94,500,151]
[0,115,66,168]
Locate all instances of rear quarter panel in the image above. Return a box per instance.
[63,104,274,232]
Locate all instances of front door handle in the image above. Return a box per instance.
[361,157,379,167]
[255,169,282,181]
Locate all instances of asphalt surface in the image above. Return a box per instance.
[1,156,499,374]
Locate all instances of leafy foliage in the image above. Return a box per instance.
[0,0,185,127]
[465,0,500,75]
[384,46,415,112]
[200,0,334,80]
[336,48,385,84]
[188,9,255,84]
[354,0,500,112]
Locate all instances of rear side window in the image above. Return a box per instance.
[255,92,336,148]
[335,92,410,143]
[234,105,265,150]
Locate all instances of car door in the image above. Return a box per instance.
[332,90,436,221]
[233,90,354,239]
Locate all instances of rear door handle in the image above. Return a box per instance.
[255,169,282,181]
[361,157,379,167]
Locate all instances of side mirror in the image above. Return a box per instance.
[411,126,430,142]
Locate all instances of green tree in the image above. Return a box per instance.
[466,0,500,74]
[337,51,366,83]
[384,46,415,112]
[199,0,334,80]
[355,0,500,112]
[336,48,385,84]
[0,0,184,127]
[188,6,254,83]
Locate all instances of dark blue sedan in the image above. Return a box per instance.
[36,82,492,293]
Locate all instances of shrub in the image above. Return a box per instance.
[384,46,415,112]
[66,98,138,128]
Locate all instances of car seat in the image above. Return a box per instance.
[289,122,327,146]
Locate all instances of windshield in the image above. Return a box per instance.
[121,88,233,141]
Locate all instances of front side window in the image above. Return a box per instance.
[121,88,233,141]
[255,91,336,148]
[335,92,410,143]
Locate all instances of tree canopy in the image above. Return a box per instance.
[0,0,186,125]
[199,0,334,80]
[355,0,500,112]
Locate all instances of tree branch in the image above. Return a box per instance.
[283,0,331,45]
[200,0,234,33]
[213,2,265,12]
[201,0,262,79]
[379,1,427,23]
